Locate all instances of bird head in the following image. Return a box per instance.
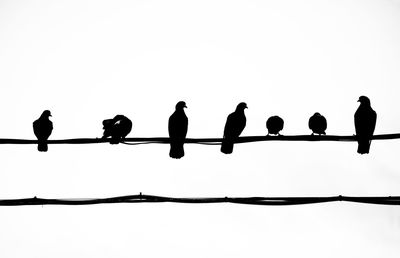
[358,96,371,106]
[175,101,187,110]
[41,110,52,118]
[236,102,248,111]
[102,119,113,128]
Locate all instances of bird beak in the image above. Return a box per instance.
[184,105,187,108]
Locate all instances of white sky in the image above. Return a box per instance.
[0,0,400,257]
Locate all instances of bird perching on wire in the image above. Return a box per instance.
[168,101,188,159]
[354,96,377,154]
[266,116,284,136]
[221,102,247,154]
[102,115,132,144]
[308,112,327,135]
[33,110,53,152]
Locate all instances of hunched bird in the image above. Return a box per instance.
[266,116,284,135]
[33,110,53,152]
[221,102,247,154]
[168,101,188,159]
[309,112,327,135]
[354,96,377,154]
[102,115,132,144]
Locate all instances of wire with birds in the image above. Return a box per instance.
[25,96,379,156]
[1,133,399,145]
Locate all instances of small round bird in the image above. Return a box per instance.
[102,115,132,144]
[308,112,327,135]
[33,110,53,152]
[266,116,284,135]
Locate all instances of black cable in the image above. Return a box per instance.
[0,194,399,206]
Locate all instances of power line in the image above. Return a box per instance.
[0,194,399,206]
[0,133,399,145]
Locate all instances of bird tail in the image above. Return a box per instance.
[38,142,48,152]
[221,140,234,154]
[357,139,371,154]
[169,141,185,159]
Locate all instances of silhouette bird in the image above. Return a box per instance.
[33,110,53,152]
[168,101,188,159]
[354,96,377,154]
[102,115,132,144]
[266,116,284,135]
[221,102,247,154]
[309,112,327,135]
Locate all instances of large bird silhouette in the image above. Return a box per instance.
[168,101,188,159]
[221,102,247,154]
[308,112,327,135]
[33,110,53,152]
[354,96,377,154]
[102,115,132,144]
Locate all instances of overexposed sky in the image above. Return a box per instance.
[0,0,400,257]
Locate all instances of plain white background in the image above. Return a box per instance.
[0,0,400,257]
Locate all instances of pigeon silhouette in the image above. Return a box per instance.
[354,96,377,154]
[33,110,53,152]
[102,115,132,144]
[309,112,327,135]
[168,101,188,159]
[221,102,247,154]
[266,116,284,135]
